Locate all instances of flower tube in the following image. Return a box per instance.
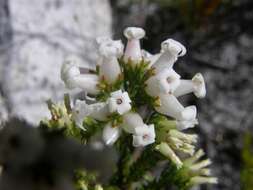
[102,122,121,145]
[155,94,197,121]
[61,59,99,95]
[123,27,145,63]
[174,73,206,98]
[97,37,123,83]
[152,39,186,73]
[121,112,145,134]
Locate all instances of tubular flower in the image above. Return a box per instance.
[176,119,199,131]
[61,57,99,95]
[121,112,145,134]
[72,100,110,127]
[97,37,123,83]
[155,93,197,121]
[174,73,206,98]
[145,68,181,96]
[108,90,131,115]
[123,27,145,63]
[152,38,186,73]
[102,122,121,145]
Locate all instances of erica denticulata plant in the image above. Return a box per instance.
[43,27,217,190]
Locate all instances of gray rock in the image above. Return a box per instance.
[2,0,112,124]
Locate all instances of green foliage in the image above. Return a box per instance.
[241,132,253,190]
[74,170,100,190]
[119,58,158,108]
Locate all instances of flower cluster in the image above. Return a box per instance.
[60,27,217,187]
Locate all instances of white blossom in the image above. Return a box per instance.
[176,119,199,130]
[108,90,131,115]
[102,122,121,145]
[155,94,197,121]
[152,39,186,73]
[121,112,145,133]
[73,100,109,124]
[97,37,123,83]
[132,124,155,147]
[174,73,206,98]
[123,27,145,63]
[89,102,110,121]
[61,58,81,89]
[72,100,91,130]
[145,68,181,96]
[61,59,99,95]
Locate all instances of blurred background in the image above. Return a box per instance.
[0,0,252,189]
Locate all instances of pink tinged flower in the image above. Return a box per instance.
[174,73,206,98]
[108,90,132,115]
[152,39,186,73]
[155,94,197,121]
[121,112,145,134]
[146,68,181,97]
[123,27,145,63]
[132,124,156,147]
[61,58,99,95]
[102,123,121,145]
[97,37,123,83]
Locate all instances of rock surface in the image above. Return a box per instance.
[1,0,112,124]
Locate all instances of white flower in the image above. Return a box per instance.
[176,119,199,130]
[89,102,110,121]
[73,100,109,124]
[132,124,155,147]
[108,90,131,115]
[174,73,206,98]
[61,58,81,89]
[145,68,181,97]
[102,122,121,145]
[123,27,145,63]
[72,100,91,130]
[97,37,123,83]
[97,37,124,58]
[121,112,145,133]
[155,94,197,121]
[152,39,186,73]
[61,59,99,95]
